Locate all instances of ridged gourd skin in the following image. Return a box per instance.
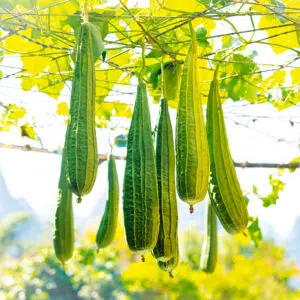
[200,197,217,273]
[123,82,160,253]
[175,36,210,207]
[153,98,178,262]
[66,22,98,202]
[206,71,249,234]
[163,62,182,101]
[157,236,179,273]
[96,155,119,249]
[53,147,74,264]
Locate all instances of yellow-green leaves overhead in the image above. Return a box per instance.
[0,0,300,128]
[95,102,132,128]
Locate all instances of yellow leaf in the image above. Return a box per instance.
[259,16,299,54]
[56,102,69,116]
[7,104,26,120]
[291,68,300,85]
[5,28,42,53]
[262,70,286,91]
[96,49,133,101]
[150,0,205,14]
[37,0,79,25]
[20,123,37,140]
[22,55,52,75]
[95,101,132,127]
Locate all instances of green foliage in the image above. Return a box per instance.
[1,220,299,300]
[253,171,285,207]
[0,0,299,126]
[248,217,263,247]
[289,156,300,173]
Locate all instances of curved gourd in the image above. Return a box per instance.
[175,35,210,210]
[53,146,74,264]
[96,155,119,249]
[153,98,178,262]
[123,82,159,253]
[200,197,217,273]
[206,70,249,234]
[66,22,99,202]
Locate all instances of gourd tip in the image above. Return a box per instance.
[77,197,82,204]
[189,205,194,214]
[242,231,248,238]
[169,272,174,278]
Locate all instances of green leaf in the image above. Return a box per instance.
[31,28,42,39]
[219,53,261,102]
[11,0,36,9]
[65,11,111,41]
[148,62,161,90]
[288,156,300,173]
[248,217,263,247]
[196,0,211,6]
[195,26,210,47]
[146,50,164,58]
[231,53,258,75]
[211,0,228,7]
[89,23,105,62]
[254,174,285,207]
[252,185,258,195]
[296,25,300,46]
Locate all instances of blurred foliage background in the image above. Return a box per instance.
[0,213,299,300]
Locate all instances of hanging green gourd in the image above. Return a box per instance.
[66,18,103,202]
[123,46,159,255]
[206,67,249,234]
[175,23,210,213]
[96,154,119,249]
[200,196,217,273]
[152,97,178,262]
[152,61,178,263]
[53,145,74,266]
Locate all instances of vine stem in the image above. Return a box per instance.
[83,0,88,22]
[161,58,166,99]
[139,38,145,83]
[0,142,299,169]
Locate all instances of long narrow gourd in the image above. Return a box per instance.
[206,69,249,234]
[157,236,179,276]
[53,146,74,265]
[152,98,178,262]
[175,31,210,212]
[200,196,217,273]
[96,154,119,249]
[123,82,159,253]
[66,22,100,202]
